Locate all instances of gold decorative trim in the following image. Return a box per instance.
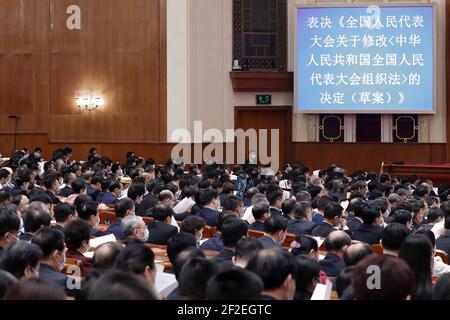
[320,115,344,142]
[393,116,417,143]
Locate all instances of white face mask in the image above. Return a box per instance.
[142,228,149,242]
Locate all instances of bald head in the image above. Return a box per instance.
[93,242,123,270]
[343,243,373,266]
[325,231,352,254]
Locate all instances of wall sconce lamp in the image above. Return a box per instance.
[75,90,104,111]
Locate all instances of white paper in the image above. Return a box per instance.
[313,237,325,250]
[173,197,195,214]
[313,170,320,176]
[89,234,116,249]
[155,272,178,298]
[83,251,94,259]
[229,174,238,181]
[311,279,332,300]
[433,187,439,195]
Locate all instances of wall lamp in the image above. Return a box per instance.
[75,90,104,111]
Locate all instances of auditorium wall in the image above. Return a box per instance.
[0,0,168,162]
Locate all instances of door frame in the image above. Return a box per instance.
[234,106,293,165]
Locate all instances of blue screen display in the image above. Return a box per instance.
[296,6,435,113]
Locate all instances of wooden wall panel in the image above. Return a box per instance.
[48,0,166,142]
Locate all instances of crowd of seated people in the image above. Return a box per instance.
[2,146,450,300]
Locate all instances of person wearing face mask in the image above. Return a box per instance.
[199,189,221,227]
[11,173,31,197]
[180,216,206,244]
[78,201,104,237]
[64,219,94,275]
[0,208,21,258]
[31,227,70,290]
[122,216,149,242]
[258,215,288,250]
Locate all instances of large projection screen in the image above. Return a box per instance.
[294,4,436,114]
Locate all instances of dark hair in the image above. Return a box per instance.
[4,278,65,300]
[0,207,20,238]
[293,202,311,220]
[31,227,65,258]
[343,243,373,266]
[295,255,320,294]
[0,270,17,299]
[391,209,413,227]
[115,243,155,274]
[221,218,248,248]
[54,202,76,223]
[381,223,410,251]
[178,257,220,300]
[114,198,135,218]
[167,233,198,265]
[24,207,52,233]
[43,174,57,190]
[222,196,242,212]
[72,179,86,194]
[316,196,333,211]
[252,202,269,220]
[428,208,444,224]
[127,183,146,201]
[87,271,158,300]
[108,181,121,193]
[335,267,354,299]
[206,268,263,300]
[353,254,415,300]
[74,194,93,215]
[361,205,381,225]
[180,216,206,236]
[216,211,236,231]
[263,215,287,234]
[79,201,99,221]
[173,247,205,281]
[291,235,319,256]
[399,234,433,300]
[324,202,343,220]
[234,238,263,262]
[433,273,450,300]
[152,204,174,222]
[63,220,91,250]
[281,199,296,215]
[199,189,219,207]
[93,242,123,270]
[29,192,52,205]
[267,191,283,206]
[246,248,297,291]
[0,241,42,279]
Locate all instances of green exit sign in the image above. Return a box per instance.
[256,95,271,105]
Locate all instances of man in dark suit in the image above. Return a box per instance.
[212,217,248,271]
[136,181,159,216]
[53,202,77,233]
[353,205,384,245]
[258,215,288,250]
[268,191,283,217]
[437,217,450,256]
[248,202,270,232]
[146,204,178,245]
[43,174,61,205]
[99,182,122,206]
[199,189,221,227]
[20,203,52,242]
[86,175,103,201]
[311,202,345,238]
[287,202,316,236]
[346,198,365,233]
[106,198,136,240]
[59,172,76,198]
[200,211,236,252]
[31,228,69,289]
[312,196,334,224]
[320,231,351,277]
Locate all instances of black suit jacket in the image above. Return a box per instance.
[269,207,283,217]
[311,222,336,238]
[106,220,125,240]
[320,253,346,277]
[258,235,283,250]
[46,190,61,204]
[347,216,363,234]
[353,224,383,245]
[436,230,450,256]
[287,219,316,236]
[59,186,74,198]
[137,194,158,217]
[146,220,178,245]
[211,248,235,271]
[199,207,220,227]
[249,220,265,232]
[39,263,68,288]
